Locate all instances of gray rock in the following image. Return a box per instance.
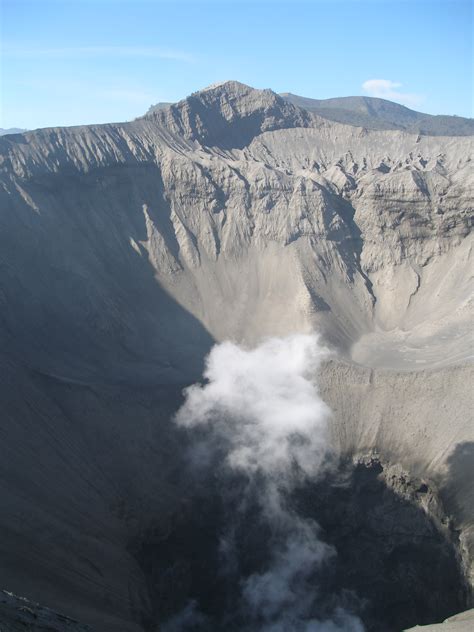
[404,608,474,631]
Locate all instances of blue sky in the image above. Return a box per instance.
[1,0,472,129]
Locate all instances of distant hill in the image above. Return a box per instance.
[279,93,474,136]
[0,128,27,136]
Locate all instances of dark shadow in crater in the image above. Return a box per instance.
[0,163,215,384]
[293,459,470,631]
[131,458,470,632]
[441,441,474,525]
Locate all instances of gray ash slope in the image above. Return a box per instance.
[0,590,92,631]
[0,80,472,631]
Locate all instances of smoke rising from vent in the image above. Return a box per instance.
[172,335,364,631]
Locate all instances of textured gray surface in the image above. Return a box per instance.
[405,609,474,631]
[0,590,91,631]
[0,81,472,630]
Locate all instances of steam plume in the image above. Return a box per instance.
[172,334,364,631]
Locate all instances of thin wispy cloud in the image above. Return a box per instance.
[362,79,424,108]
[3,45,195,63]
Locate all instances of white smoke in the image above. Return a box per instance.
[176,335,330,479]
[172,334,364,631]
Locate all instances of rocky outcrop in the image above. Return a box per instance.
[405,609,474,632]
[147,80,312,148]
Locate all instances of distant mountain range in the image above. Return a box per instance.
[0,128,27,136]
[279,93,474,136]
[147,91,473,136]
[5,93,473,138]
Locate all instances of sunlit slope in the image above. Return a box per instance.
[1,81,472,372]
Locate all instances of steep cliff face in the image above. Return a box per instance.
[149,81,312,148]
[0,81,472,630]
[2,81,471,367]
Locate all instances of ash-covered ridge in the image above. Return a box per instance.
[0,81,472,631]
[144,80,313,148]
[279,92,474,136]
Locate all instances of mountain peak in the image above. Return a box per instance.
[197,80,252,94]
[146,81,311,149]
